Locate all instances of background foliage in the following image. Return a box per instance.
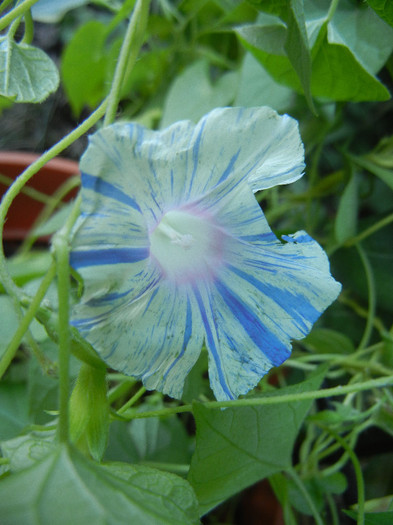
[1,0,393,524]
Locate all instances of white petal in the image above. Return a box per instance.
[72,281,204,399]
[192,232,341,401]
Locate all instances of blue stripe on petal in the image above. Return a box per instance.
[227,265,320,333]
[217,149,240,185]
[190,120,206,192]
[81,172,141,211]
[214,279,290,366]
[70,247,149,268]
[193,286,234,399]
[163,295,193,380]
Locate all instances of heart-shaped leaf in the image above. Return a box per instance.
[0,38,59,103]
[0,444,200,524]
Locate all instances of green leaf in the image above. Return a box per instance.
[0,381,30,441]
[345,510,393,525]
[127,413,191,464]
[237,2,315,112]
[366,135,393,169]
[284,0,315,112]
[61,21,108,116]
[235,52,294,110]
[269,472,298,525]
[0,296,21,360]
[372,404,393,437]
[69,364,109,462]
[160,60,238,128]
[0,38,59,103]
[33,203,74,237]
[0,429,56,473]
[188,367,326,514]
[316,471,347,495]
[0,445,200,524]
[32,0,90,23]
[301,328,355,355]
[353,156,393,192]
[366,0,393,28]
[1,251,52,292]
[335,173,358,244]
[105,413,192,466]
[246,0,288,16]
[237,0,393,102]
[27,341,59,424]
[309,402,365,426]
[182,349,213,403]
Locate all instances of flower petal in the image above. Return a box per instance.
[183,106,305,193]
[72,279,204,399]
[78,107,304,229]
[195,231,341,401]
[70,108,339,402]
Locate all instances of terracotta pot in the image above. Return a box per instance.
[0,151,79,241]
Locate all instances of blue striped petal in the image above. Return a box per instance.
[72,280,203,399]
[182,106,305,194]
[70,107,340,402]
[193,231,341,401]
[77,107,304,227]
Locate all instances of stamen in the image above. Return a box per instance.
[156,220,194,249]
[149,208,224,284]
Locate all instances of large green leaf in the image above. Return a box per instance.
[0,381,30,441]
[334,173,358,244]
[0,429,56,473]
[160,60,238,128]
[105,413,192,465]
[61,21,108,116]
[301,328,355,355]
[346,510,393,525]
[32,0,90,23]
[366,0,393,28]
[353,158,393,193]
[0,38,59,103]
[284,0,315,111]
[237,0,393,102]
[0,444,200,525]
[235,40,294,109]
[188,368,326,514]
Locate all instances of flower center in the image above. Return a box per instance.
[149,209,224,284]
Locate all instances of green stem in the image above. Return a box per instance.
[104,0,150,126]
[54,232,71,444]
[117,386,146,414]
[108,378,137,404]
[0,100,107,309]
[326,0,340,22]
[287,468,325,525]
[0,172,67,206]
[356,244,375,350]
[53,193,85,444]
[318,426,365,525]
[0,0,39,31]
[0,0,14,16]
[292,352,393,377]
[0,259,57,379]
[344,212,393,247]
[21,7,34,44]
[141,462,190,475]
[7,15,22,41]
[18,175,80,255]
[121,374,393,420]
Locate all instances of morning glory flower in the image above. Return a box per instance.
[70,107,341,401]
